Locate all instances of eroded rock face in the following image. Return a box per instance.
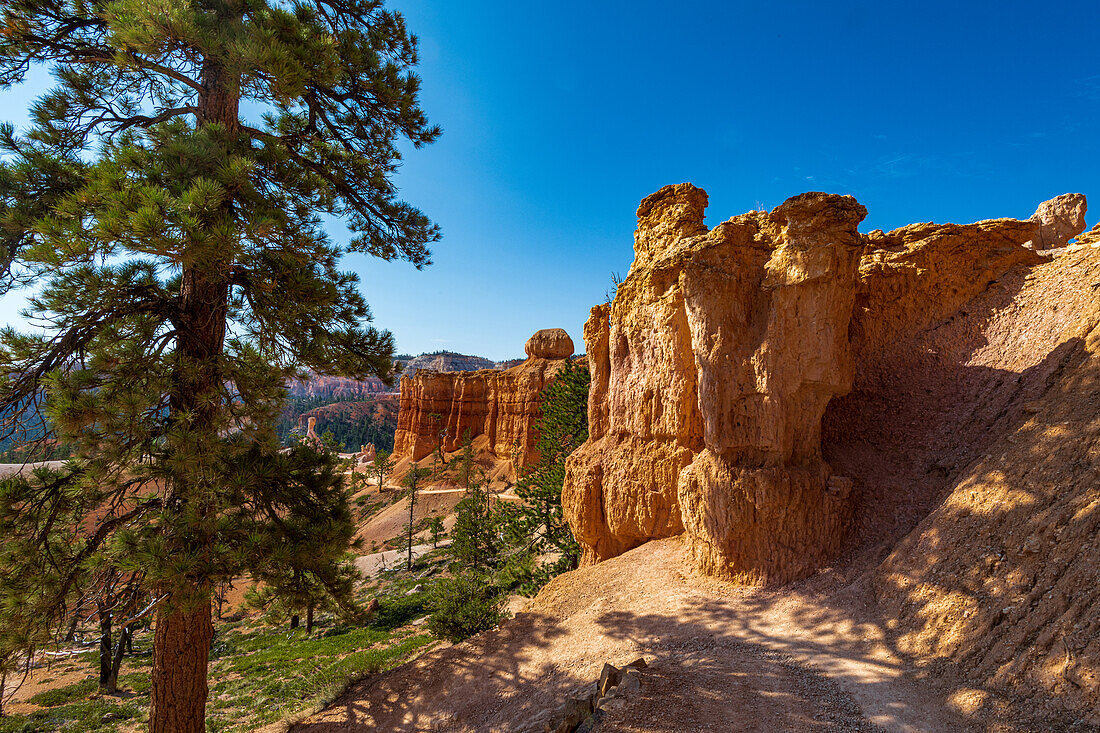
[392,332,573,466]
[1027,193,1087,249]
[854,219,1043,361]
[562,185,867,583]
[525,328,575,360]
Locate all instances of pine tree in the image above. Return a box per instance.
[240,442,363,635]
[510,360,589,582]
[428,515,444,548]
[0,2,438,730]
[402,465,429,569]
[374,448,393,489]
[449,461,502,575]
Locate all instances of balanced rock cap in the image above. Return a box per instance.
[525,328,574,359]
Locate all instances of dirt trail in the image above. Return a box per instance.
[293,538,975,733]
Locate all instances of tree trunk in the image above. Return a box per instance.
[146,5,242,724]
[290,614,300,630]
[149,600,213,733]
[107,625,131,694]
[407,484,415,569]
[305,604,314,635]
[98,607,112,692]
[64,613,80,643]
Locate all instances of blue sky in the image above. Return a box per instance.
[3,0,1099,360]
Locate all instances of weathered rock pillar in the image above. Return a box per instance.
[563,184,867,584]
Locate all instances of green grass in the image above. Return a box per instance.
[0,698,143,733]
[371,592,431,631]
[205,626,436,731]
[26,678,98,707]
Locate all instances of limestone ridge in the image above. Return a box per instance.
[563,183,1064,585]
[391,329,575,466]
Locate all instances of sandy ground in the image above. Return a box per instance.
[355,542,448,577]
[0,460,67,477]
[293,537,981,733]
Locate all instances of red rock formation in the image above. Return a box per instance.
[392,331,575,466]
[854,218,1043,364]
[563,184,1053,586]
[563,185,867,583]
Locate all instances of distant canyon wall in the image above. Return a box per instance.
[392,329,575,466]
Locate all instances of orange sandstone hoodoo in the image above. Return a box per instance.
[562,184,1050,585]
[563,184,868,584]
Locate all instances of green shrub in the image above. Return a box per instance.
[370,592,429,630]
[427,574,506,642]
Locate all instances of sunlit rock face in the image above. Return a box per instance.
[563,184,867,584]
[563,183,1057,585]
[1026,192,1086,249]
[392,331,573,467]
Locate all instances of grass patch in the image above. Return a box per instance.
[205,626,436,731]
[27,678,98,707]
[117,671,151,694]
[0,698,143,733]
[370,592,430,631]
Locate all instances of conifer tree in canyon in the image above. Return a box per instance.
[0,1,438,729]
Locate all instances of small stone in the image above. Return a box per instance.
[598,663,622,696]
[552,695,594,732]
[617,670,642,695]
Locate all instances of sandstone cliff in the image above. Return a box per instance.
[827,230,1100,724]
[564,184,1068,586]
[563,185,868,583]
[392,329,575,467]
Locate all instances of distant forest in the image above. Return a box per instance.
[1,393,399,462]
[277,395,400,453]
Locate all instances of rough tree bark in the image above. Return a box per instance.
[150,599,214,732]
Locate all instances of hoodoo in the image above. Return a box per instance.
[563,184,869,584]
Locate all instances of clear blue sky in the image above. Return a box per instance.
[3,0,1099,360]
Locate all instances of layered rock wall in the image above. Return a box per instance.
[564,184,1062,585]
[563,185,868,583]
[392,330,574,466]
